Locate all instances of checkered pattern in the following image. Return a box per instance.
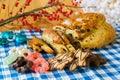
[0,26,120,80]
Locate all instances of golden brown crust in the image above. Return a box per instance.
[80,22,116,48]
[27,36,54,54]
[43,28,64,44]
[27,40,42,52]
[41,45,54,54]
[42,28,75,53]
[51,13,116,49]
[56,31,70,44]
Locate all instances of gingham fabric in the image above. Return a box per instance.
[0,26,120,80]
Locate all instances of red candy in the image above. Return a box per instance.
[26,52,42,61]
[26,52,49,73]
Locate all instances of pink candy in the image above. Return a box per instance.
[26,52,49,73]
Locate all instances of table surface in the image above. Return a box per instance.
[0,26,120,80]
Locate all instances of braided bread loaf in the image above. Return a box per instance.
[42,13,116,53]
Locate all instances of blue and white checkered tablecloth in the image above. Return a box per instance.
[0,26,120,80]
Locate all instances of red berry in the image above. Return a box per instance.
[19,8,23,12]
[58,7,62,13]
[33,15,37,21]
[47,16,53,21]
[0,19,3,22]
[26,0,32,6]
[10,12,13,15]
[69,10,73,15]
[41,10,45,14]
[62,3,65,6]
[2,4,6,9]
[15,2,19,7]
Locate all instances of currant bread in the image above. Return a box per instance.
[42,28,75,53]
[52,13,116,49]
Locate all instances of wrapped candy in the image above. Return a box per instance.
[0,31,28,46]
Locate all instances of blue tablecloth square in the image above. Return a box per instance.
[0,26,120,80]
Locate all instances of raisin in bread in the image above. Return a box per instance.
[42,28,75,53]
[52,13,116,49]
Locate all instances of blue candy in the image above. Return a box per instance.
[15,34,28,43]
[0,31,28,46]
[1,31,15,41]
[0,38,8,46]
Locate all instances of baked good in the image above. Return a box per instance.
[52,13,116,49]
[48,48,107,71]
[27,36,54,54]
[42,28,75,53]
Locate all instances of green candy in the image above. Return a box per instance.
[3,53,19,65]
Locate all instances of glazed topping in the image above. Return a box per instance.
[76,18,83,22]
[62,19,72,26]
[74,49,91,66]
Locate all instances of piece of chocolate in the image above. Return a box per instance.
[16,66,28,73]
[85,54,107,68]
[26,60,33,68]
[10,57,34,73]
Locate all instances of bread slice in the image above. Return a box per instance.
[42,28,75,53]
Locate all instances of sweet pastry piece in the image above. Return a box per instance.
[74,49,91,67]
[48,48,107,71]
[10,57,33,73]
[52,13,116,49]
[86,54,107,68]
[26,52,49,73]
[27,36,54,54]
[42,28,75,53]
[48,52,74,70]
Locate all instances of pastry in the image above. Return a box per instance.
[48,48,107,71]
[42,28,75,53]
[48,52,74,70]
[27,36,54,54]
[51,13,116,49]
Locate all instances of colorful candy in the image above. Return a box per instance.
[0,31,27,46]
[8,46,30,57]
[0,38,8,46]
[3,53,19,65]
[26,52,49,73]
[15,34,28,43]
[10,57,33,73]
[1,31,15,41]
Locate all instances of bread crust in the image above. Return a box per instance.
[42,28,75,53]
[50,13,116,49]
